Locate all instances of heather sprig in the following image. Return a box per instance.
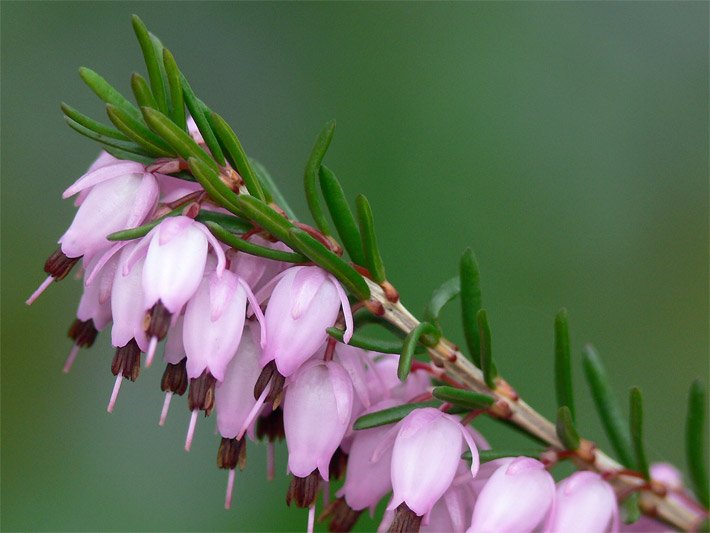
[26,15,708,533]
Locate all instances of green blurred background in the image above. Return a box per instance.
[2,2,707,531]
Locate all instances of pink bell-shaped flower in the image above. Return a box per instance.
[337,399,398,513]
[229,234,292,290]
[545,471,618,533]
[468,456,555,533]
[388,407,480,518]
[111,243,149,353]
[60,160,158,262]
[261,266,353,378]
[650,462,684,491]
[283,359,354,480]
[421,476,475,533]
[183,271,265,383]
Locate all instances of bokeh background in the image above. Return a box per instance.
[2,2,707,531]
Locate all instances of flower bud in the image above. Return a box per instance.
[389,408,479,517]
[283,360,353,480]
[468,457,555,533]
[545,471,618,533]
[650,462,684,491]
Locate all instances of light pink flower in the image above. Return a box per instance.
[545,471,618,533]
[650,462,684,491]
[229,234,292,290]
[60,160,158,261]
[468,456,555,533]
[283,360,353,479]
[261,266,353,377]
[183,270,264,382]
[111,242,149,352]
[389,408,479,517]
[421,478,474,533]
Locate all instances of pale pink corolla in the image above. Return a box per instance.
[163,314,186,365]
[215,323,264,440]
[182,270,265,382]
[60,160,158,261]
[421,477,474,533]
[468,456,555,533]
[77,255,115,332]
[124,216,226,314]
[261,266,352,377]
[545,471,618,533]
[388,408,480,517]
[229,234,292,290]
[111,242,149,351]
[650,462,684,491]
[283,360,353,479]
[337,399,398,512]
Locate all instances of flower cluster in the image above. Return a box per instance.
[29,125,693,532]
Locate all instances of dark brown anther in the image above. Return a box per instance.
[217,437,247,470]
[67,318,98,348]
[44,247,80,280]
[256,408,285,442]
[144,301,172,340]
[286,470,321,508]
[188,371,217,415]
[388,503,422,533]
[254,361,276,400]
[111,339,141,381]
[320,496,362,532]
[328,447,348,480]
[161,358,188,395]
[266,370,286,409]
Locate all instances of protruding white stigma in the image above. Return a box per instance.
[26,276,54,305]
[107,374,123,413]
[307,504,316,533]
[225,468,236,509]
[185,409,199,451]
[267,442,275,481]
[63,344,80,374]
[159,392,173,426]
[145,336,158,368]
[237,386,269,441]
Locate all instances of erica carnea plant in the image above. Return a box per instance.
[27,15,708,533]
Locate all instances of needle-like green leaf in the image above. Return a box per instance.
[460,248,482,366]
[556,405,581,450]
[194,211,251,234]
[399,322,440,381]
[582,344,635,468]
[304,120,336,235]
[250,158,294,217]
[107,208,183,241]
[462,449,543,462]
[423,276,460,330]
[319,165,365,265]
[621,493,641,524]
[186,157,242,217]
[180,74,225,166]
[79,67,142,120]
[102,146,155,165]
[686,379,709,508]
[162,48,186,130]
[205,222,308,263]
[356,194,386,283]
[287,227,370,301]
[477,309,497,389]
[353,401,440,430]
[209,111,265,201]
[142,106,217,172]
[629,387,650,479]
[326,327,403,354]
[554,308,575,422]
[106,104,175,157]
[432,386,494,410]
[130,73,158,110]
[234,194,296,246]
[64,116,152,156]
[61,103,128,141]
[131,15,168,114]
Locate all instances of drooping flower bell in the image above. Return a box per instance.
[388,408,480,527]
[261,266,353,379]
[283,359,353,531]
[158,315,188,427]
[124,215,226,366]
[467,456,555,533]
[544,471,618,533]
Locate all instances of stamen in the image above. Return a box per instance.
[322,480,330,508]
[185,409,199,451]
[225,468,236,510]
[237,386,269,441]
[26,276,54,305]
[307,504,316,533]
[267,441,275,481]
[63,344,80,374]
[145,336,158,368]
[107,374,123,413]
[159,392,173,426]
